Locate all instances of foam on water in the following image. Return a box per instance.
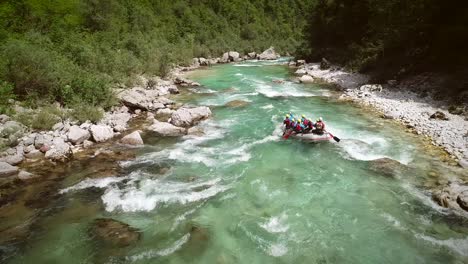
[261,104,274,109]
[60,176,130,194]
[102,178,229,212]
[268,243,288,257]
[260,214,290,233]
[415,234,468,257]
[129,233,190,261]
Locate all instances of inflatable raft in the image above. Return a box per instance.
[283,130,334,142]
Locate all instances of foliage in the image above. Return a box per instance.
[31,107,62,130]
[0,81,15,115]
[71,104,104,123]
[0,0,314,109]
[300,0,468,77]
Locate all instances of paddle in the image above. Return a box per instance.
[283,129,294,139]
[326,131,341,142]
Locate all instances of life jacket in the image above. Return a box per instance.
[283,118,290,127]
[308,121,314,129]
[315,121,324,130]
[295,123,302,131]
[303,119,309,126]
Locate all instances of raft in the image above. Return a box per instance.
[284,130,334,142]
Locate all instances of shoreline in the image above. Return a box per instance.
[295,62,468,169]
[0,48,282,178]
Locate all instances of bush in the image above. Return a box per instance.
[0,81,15,115]
[71,104,104,124]
[31,108,61,130]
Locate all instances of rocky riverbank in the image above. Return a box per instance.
[0,47,281,178]
[293,60,468,214]
[294,61,468,168]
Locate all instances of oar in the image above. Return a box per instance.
[283,129,294,139]
[326,131,340,142]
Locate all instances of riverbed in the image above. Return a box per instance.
[2,59,468,263]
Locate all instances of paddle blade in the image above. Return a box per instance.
[333,136,340,142]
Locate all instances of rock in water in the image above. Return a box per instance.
[0,161,18,177]
[224,100,249,108]
[45,137,72,162]
[120,131,144,146]
[149,120,186,136]
[67,125,90,145]
[90,125,114,142]
[457,190,468,211]
[429,111,449,120]
[258,47,279,60]
[90,218,141,247]
[368,158,404,178]
[228,51,240,61]
[320,58,331,69]
[433,182,468,212]
[170,107,212,128]
[299,75,314,83]
[294,68,307,76]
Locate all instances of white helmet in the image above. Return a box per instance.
[319,117,323,121]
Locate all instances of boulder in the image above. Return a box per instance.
[90,218,141,247]
[429,111,449,121]
[368,158,404,178]
[295,68,307,76]
[45,137,72,162]
[296,60,306,66]
[199,57,208,66]
[320,58,331,69]
[156,108,174,121]
[100,112,132,132]
[220,52,230,63]
[34,134,54,150]
[192,58,200,67]
[360,84,383,92]
[0,121,26,147]
[0,154,23,165]
[258,47,279,60]
[187,126,204,136]
[90,125,114,143]
[83,140,94,149]
[433,182,468,212]
[247,52,257,59]
[224,100,250,108]
[0,114,10,123]
[120,131,144,146]
[67,126,90,145]
[23,134,36,146]
[24,149,43,159]
[149,120,186,136]
[170,107,212,128]
[299,75,314,83]
[0,161,18,177]
[117,87,160,110]
[228,51,240,61]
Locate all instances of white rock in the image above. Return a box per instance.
[258,47,279,60]
[83,140,94,148]
[24,149,43,159]
[295,68,307,76]
[120,131,144,145]
[299,75,314,83]
[170,107,212,128]
[228,51,240,61]
[18,170,35,180]
[0,161,18,177]
[149,120,186,136]
[67,125,90,145]
[45,137,72,162]
[90,125,114,143]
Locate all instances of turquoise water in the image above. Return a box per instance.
[4,59,468,263]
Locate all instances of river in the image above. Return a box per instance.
[3,59,468,263]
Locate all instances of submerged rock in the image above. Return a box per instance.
[149,120,186,136]
[224,100,249,108]
[120,131,144,146]
[432,182,468,212]
[368,158,405,178]
[90,218,141,247]
[170,107,211,128]
[0,161,18,177]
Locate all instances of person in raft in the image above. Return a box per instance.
[283,114,292,129]
[301,114,314,132]
[312,117,326,135]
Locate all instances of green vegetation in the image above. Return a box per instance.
[0,0,313,113]
[71,104,104,124]
[300,0,468,80]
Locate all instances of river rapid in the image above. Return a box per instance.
[3,59,468,263]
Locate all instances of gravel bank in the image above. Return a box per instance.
[297,63,468,168]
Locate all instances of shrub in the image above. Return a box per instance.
[31,108,62,130]
[71,104,104,124]
[0,81,15,115]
